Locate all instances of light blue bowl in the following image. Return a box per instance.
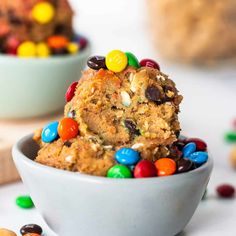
[0,44,91,119]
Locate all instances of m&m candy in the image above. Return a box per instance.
[32,2,55,24]
[184,138,207,151]
[16,195,34,209]
[182,142,197,157]
[41,121,59,143]
[36,43,50,57]
[125,52,140,68]
[47,36,69,49]
[115,147,140,166]
[87,56,106,70]
[107,164,132,178]
[187,151,208,165]
[67,42,79,55]
[58,118,79,141]
[134,160,157,178]
[155,158,176,176]
[17,41,37,57]
[216,184,235,198]
[105,50,128,72]
[20,224,42,235]
[139,59,160,70]
[65,81,78,102]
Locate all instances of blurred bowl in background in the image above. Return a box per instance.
[147,0,236,64]
[0,43,91,119]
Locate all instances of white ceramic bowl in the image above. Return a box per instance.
[13,134,213,236]
[0,45,91,119]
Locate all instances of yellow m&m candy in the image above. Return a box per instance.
[17,41,37,57]
[32,2,55,24]
[36,42,50,57]
[67,42,79,55]
[105,50,128,72]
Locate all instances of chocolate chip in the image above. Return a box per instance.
[51,47,68,55]
[168,146,182,160]
[54,24,65,34]
[174,140,185,151]
[124,120,140,136]
[20,224,43,235]
[8,10,22,25]
[87,56,107,70]
[177,158,193,173]
[64,141,72,147]
[164,85,176,101]
[145,86,163,104]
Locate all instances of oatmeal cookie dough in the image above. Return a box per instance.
[34,53,183,176]
[0,0,73,42]
[147,0,236,63]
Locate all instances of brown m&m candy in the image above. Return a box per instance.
[20,224,42,235]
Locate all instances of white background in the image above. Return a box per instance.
[1,0,236,235]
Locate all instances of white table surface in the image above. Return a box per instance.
[0,0,236,235]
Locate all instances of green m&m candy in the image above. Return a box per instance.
[125,52,140,69]
[225,131,236,143]
[16,195,34,209]
[107,164,132,178]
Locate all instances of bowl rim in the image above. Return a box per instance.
[12,133,214,184]
[0,42,91,64]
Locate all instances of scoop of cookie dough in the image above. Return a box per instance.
[0,0,73,42]
[34,57,182,176]
[147,0,236,63]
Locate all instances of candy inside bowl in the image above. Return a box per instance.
[13,134,213,236]
[0,42,91,119]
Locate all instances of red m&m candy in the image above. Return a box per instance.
[58,118,79,141]
[216,184,235,198]
[139,59,160,70]
[65,81,78,102]
[134,160,157,178]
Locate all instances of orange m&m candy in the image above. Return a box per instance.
[58,118,79,141]
[155,158,176,176]
[47,35,69,49]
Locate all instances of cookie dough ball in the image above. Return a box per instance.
[0,0,73,43]
[147,0,236,63]
[34,63,183,176]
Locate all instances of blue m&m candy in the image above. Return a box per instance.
[187,151,208,165]
[115,147,140,166]
[41,121,59,143]
[182,142,196,157]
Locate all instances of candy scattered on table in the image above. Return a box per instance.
[16,195,34,209]
[229,146,236,169]
[216,184,235,198]
[20,224,42,235]
[225,131,236,143]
